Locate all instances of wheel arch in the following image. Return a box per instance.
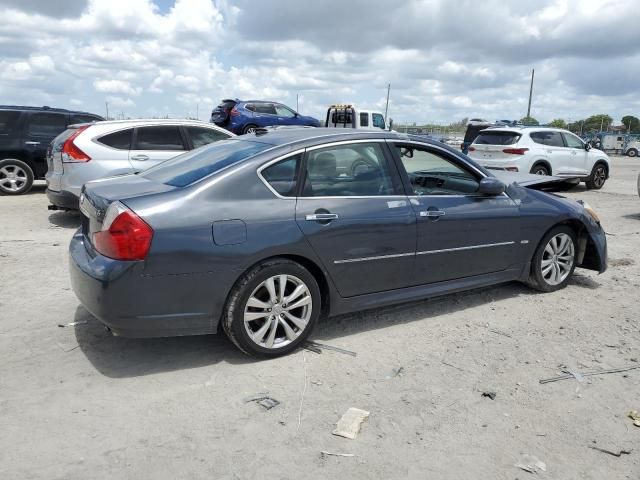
[530,159,552,175]
[592,159,609,178]
[537,219,604,271]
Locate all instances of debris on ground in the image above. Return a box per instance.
[306,341,357,357]
[489,328,512,338]
[386,367,404,379]
[57,320,88,328]
[320,451,355,458]
[332,408,370,439]
[303,343,322,354]
[609,257,635,267]
[481,391,497,400]
[515,454,546,474]
[244,393,280,410]
[628,410,640,427]
[589,445,632,457]
[539,365,640,384]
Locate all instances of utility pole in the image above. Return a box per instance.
[105,101,109,119]
[384,83,391,124]
[196,103,199,120]
[526,69,534,119]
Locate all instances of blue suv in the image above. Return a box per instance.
[210,99,320,134]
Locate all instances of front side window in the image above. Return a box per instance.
[530,131,564,147]
[27,113,67,137]
[562,132,584,149]
[98,129,133,150]
[275,105,296,118]
[372,113,385,129]
[134,126,185,151]
[302,143,395,197]
[394,144,479,196]
[186,126,230,149]
[359,112,369,127]
[140,139,271,187]
[261,154,301,197]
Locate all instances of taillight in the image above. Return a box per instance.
[502,148,529,155]
[62,125,91,162]
[93,202,153,260]
[468,146,476,152]
[229,106,240,116]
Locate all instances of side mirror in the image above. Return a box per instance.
[477,177,506,196]
[585,143,591,151]
[388,118,394,130]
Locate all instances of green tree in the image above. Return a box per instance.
[548,118,567,129]
[621,115,640,133]
[520,116,539,126]
[582,114,613,132]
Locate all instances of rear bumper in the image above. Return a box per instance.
[69,231,217,337]
[47,188,79,210]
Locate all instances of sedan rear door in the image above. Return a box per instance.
[129,125,188,172]
[294,140,416,297]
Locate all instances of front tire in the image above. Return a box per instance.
[585,162,607,189]
[243,124,259,134]
[0,159,34,195]
[527,226,577,292]
[222,258,321,357]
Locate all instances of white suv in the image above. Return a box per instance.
[468,127,610,189]
[46,119,233,209]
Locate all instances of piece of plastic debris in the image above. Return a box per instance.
[482,391,497,400]
[628,410,640,427]
[589,445,632,457]
[567,370,585,382]
[257,398,280,410]
[57,320,88,328]
[539,365,640,384]
[303,344,322,354]
[305,341,357,357]
[332,408,370,439]
[243,393,270,403]
[321,451,355,458]
[515,454,546,473]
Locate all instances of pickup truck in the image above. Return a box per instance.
[324,104,390,130]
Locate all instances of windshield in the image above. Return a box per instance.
[140,139,271,187]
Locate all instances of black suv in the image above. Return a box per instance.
[0,106,103,195]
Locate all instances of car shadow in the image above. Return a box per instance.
[622,213,640,221]
[73,281,544,378]
[73,306,252,378]
[49,211,81,228]
[25,182,47,195]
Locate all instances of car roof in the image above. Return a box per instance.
[479,126,568,133]
[83,118,222,127]
[0,105,101,116]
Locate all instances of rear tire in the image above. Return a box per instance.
[526,225,577,293]
[243,124,259,134]
[585,162,607,189]
[530,163,550,176]
[627,148,638,157]
[222,258,321,357]
[0,159,34,195]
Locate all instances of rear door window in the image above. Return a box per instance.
[185,126,230,149]
[27,113,67,137]
[254,103,277,115]
[372,113,385,129]
[134,126,186,151]
[0,111,21,134]
[98,129,133,150]
[359,112,369,127]
[530,131,564,147]
[474,131,521,145]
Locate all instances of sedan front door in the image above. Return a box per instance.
[294,141,416,297]
[129,125,188,172]
[389,142,522,286]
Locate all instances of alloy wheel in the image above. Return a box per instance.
[541,233,575,286]
[243,274,313,349]
[0,165,28,192]
[593,166,606,188]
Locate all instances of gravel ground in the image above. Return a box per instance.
[1,156,639,479]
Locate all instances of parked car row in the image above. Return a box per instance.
[463,124,611,189]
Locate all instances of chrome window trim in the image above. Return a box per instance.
[333,241,516,264]
[305,138,388,151]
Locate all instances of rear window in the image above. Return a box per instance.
[140,140,271,187]
[0,111,21,133]
[473,131,521,145]
[330,110,353,125]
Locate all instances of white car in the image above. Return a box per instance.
[468,127,610,189]
[46,119,234,209]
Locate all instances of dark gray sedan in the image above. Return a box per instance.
[70,128,607,357]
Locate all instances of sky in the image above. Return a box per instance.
[1,0,639,125]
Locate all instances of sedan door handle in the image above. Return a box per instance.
[420,210,445,217]
[130,154,150,161]
[305,213,339,221]
[25,141,40,145]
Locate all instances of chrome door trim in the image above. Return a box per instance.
[305,213,339,221]
[416,241,515,256]
[333,252,415,264]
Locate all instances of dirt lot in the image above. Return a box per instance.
[1,156,639,479]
